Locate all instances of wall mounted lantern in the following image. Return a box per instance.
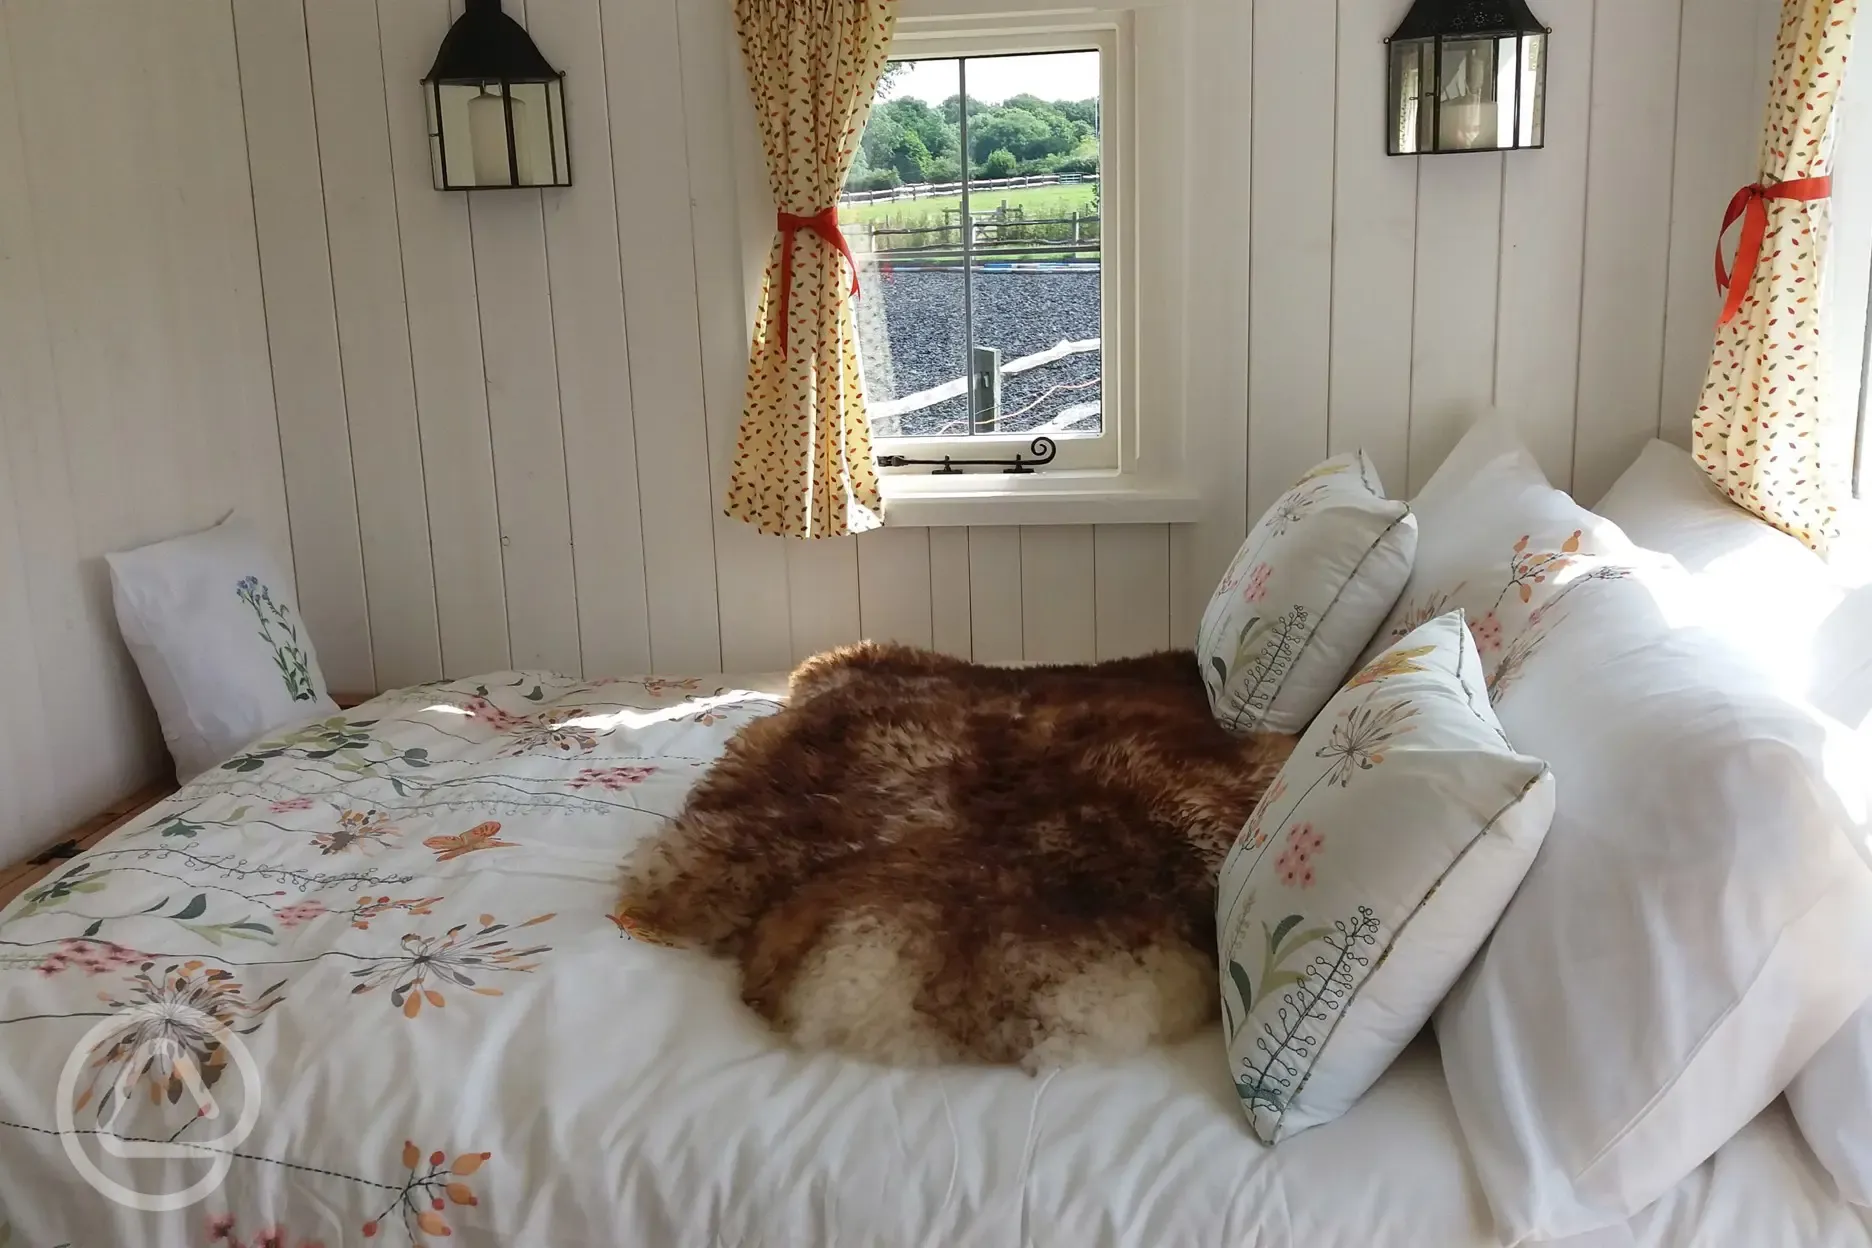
[1386,0,1549,156]
[423,0,570,190]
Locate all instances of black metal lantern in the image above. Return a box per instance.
[423,0,570,190]
[1386,0,1549,156]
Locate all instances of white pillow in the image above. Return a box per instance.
[1361,416,1647,678]
[1789,995,1872,1204]
[1409,423,1872,1240]
[1596,438,1872,732]
[1198,451,1416,735]
[108,515,337,780]
[1217,611,1555,1144]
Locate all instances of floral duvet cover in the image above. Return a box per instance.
[0,671,785,1248]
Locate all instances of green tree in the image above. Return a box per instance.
[982,147,1018,179]
[969,107,1051,163]
[889,129,932,183]
[1057,98,1099,130]
[860,115,906,178]
[879,96,954,157]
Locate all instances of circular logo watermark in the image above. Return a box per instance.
[54,1002,263,1212]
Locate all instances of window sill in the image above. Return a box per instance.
[879,472,1201,527]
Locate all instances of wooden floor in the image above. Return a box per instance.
[0,781,174,911]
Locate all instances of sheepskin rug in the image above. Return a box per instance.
[618,643,1295,1070]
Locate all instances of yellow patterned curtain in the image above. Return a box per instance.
[1697,0,1859,552]
[727,0,898,539]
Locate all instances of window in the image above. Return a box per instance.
[839,29,1122,473]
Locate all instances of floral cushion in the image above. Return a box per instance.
[1198,452,1416,736]
[1217,611,1555,1145]
[108,514,337,780]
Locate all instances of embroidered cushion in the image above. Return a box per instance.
[1198,451,1416,735]
[1217,611,1555,1144]
[108,515,337,781]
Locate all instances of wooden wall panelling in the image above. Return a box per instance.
[463,0,582,675]
[1570,0,1685,503]
[0,3,139,847]
[0,367,54,846]
[303,0,443,689]
[3,2,183,813]
[1020,526,1097,663]
[146,2,293,566]
[376,0,512,679]
[928,529,974,658]
[857,528,935,649]
[1407,151,1505,496]
[1247,0,1337,525]
[1493,0,1595,490]
[1171,0,1252,641]
[530,0,656,679]
[966,527,1025,663]
[1094,525,1171,659]
[1328,0,1419,493]
[1657,0,1770,454]
[233,0,375,691]
[600,0,723,672]
[787,538,862,662]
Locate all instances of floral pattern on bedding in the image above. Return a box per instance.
[0,672,784,1247]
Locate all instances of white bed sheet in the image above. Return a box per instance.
[0,671,1861,1248]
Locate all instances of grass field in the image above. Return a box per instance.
[839,183,1098,231]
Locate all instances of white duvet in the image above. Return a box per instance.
[0,672,1861,1247]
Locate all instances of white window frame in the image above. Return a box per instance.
[730,2,1200,527]
[859,25,1124,477]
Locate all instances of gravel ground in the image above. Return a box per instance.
[856,267,1102,439]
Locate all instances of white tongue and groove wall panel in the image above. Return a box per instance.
[0,0,1773,857]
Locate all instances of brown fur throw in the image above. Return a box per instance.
[618,643,1294,1069]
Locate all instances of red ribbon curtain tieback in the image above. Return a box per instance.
[1713,176,1832,326]
[775,207,860,357]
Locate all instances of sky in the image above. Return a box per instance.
[879,51,1100,107]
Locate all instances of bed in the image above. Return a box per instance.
[0,669,1865,1248]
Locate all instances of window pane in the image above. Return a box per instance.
[967,50,1102,437]
[842,57,971,437]
[841,48,1103,440]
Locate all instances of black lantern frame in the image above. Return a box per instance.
[423,0,571,190]
[1386,0,1549,156]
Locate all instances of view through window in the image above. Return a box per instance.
[839,50,1103,444]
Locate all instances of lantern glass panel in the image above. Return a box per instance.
[1516,31,1547,148]
[428,79,569,189]
[426,82,447,187]
[1389,39,1436,155]
[432,83,487,187]
[1436,35,1500,152]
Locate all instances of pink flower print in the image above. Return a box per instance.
[269,796,316,813]
[37,938,148,977]
[206,1212,239,1242]
[462,696,525,732]
[1469,611,1504,654]
[569,765,657,791]
[274,899,328,929]
[1275,824,1324,889]
[642,676,702,698]
[1241,562,1273,605]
